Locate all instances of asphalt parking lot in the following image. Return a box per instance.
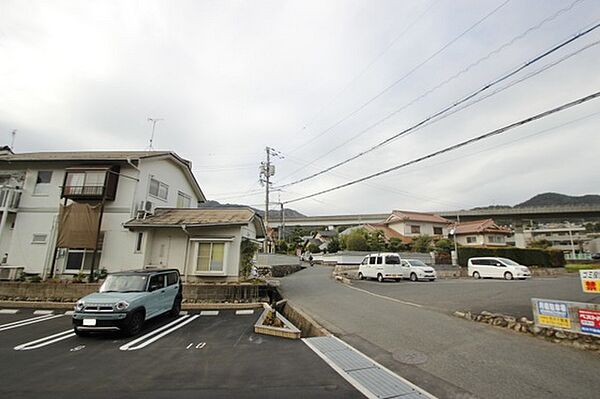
[353,274,600,318]
[0,308,364,399]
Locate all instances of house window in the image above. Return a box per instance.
[466,236,477,244]
[196,242,225,272]
[149,178,168,200]
[31,234,48,244]
[410,225,421,234]
[64,171,106,196]
[34,171,53,195]
[64,249,101,272]
[134,232,144,253]
[489,235,504,244]
[177,191,191,208]
[433,227,443,235]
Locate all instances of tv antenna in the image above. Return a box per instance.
[10,130,16,150]
[147,118,163,150]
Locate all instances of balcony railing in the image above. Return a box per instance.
[62,185,105,197]
[0,189,21,210]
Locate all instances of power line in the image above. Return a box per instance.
[285,0,440,146]
[283,90,600,205]
[284,0,511,156]
[277,20,600,189]
[278,0,587,181]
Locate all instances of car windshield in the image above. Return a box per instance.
[409,260,427,267]
[498,258,519,266]
[100,275,147,293]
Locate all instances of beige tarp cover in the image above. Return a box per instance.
[56,202,101,249]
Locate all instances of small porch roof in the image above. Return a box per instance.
[123,207,266,238]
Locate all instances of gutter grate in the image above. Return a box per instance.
[304,336,435,399]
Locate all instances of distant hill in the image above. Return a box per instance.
[515,193,600,208]
[200,200,305,219]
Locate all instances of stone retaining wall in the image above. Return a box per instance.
[0,282,276,303]
[454,310,600,351]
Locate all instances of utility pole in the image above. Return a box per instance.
[260,147,283,253]
[565,221,576,259]
[10,130,17,150]
[147,118,163,150]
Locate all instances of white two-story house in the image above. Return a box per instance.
[0,148,206,278]
[384,210,452,238]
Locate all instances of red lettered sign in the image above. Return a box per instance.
[578,309,600,335]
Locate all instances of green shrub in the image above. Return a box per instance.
[307,243,321,254]
[411,235,433,253]
[327,237,341,253]
[343,229,369,251]
[457,246,565,267]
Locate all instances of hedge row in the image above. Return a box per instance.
[457,246,565,268]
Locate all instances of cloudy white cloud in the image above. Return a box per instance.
[1,0,599,215]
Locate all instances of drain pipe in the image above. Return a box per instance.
[181,224,191,282]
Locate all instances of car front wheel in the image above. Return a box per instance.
[504,272,514,280]
[124,310,145,336]
[358,272,364,280]
[410,273,418,282]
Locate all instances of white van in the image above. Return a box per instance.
[467,257,531,280]
[358,253,403,282]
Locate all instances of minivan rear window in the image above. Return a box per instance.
[385,256,400,264]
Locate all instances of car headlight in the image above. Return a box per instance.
[114,301,129,311]
[75,300,85,311]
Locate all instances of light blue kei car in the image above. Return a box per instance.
[72,269,183,336]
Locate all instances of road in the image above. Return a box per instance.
[352,274,600,318]
[0,308,362,399]
[280,266,600,399]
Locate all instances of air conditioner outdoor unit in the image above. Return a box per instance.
[136,200,154,219]
[0,266,24,281]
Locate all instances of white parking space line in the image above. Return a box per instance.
[200,310,219,316]
[0,309,19,314]
[119,315,199,351]
[64,311,75,316]
[14,330,75,351]
[235,309,254,315]
[0,314,63,332]
[33,310,54,315]
[179,311,188,316]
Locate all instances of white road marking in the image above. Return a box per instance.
[344,285,423,308]
[235,309,254,315]
[64,311,75,316]
[200,310,219,316]
[0,314,63,332]
[186,343,193,349]
[120,315,199,351]
[0,309,19,314]
[179,311,188,316]
[14,330,75,351]
[33,310,54,315]
[70,345,86,352]
[195,342,206,349]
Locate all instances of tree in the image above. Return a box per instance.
[528,239,552,249]
[275,240,288,253]
[367,230,386,251]
[388,237,410,252]
[343,229,369,251]
[307,243,321,253]
[327,237,341,253]
[411,235,433,253]
[434,238,453,253]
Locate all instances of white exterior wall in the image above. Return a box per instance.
[0,156,203,276]
[456,234,508,246]
[388,221,449,237]
[140,225,252,279]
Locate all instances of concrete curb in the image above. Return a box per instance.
[0,300,266,310]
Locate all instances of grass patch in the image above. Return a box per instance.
[565,264,600,272]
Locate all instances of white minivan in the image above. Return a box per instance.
[358,253,403,282]
[467,257,531,280]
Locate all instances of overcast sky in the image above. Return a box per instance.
[1,0,599,215]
